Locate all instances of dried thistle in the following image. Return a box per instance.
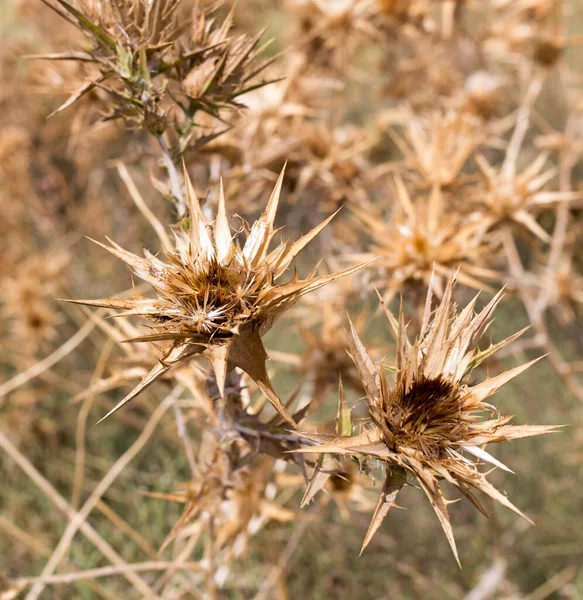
[299,455,377,520]
[290,122,376,210]
[351,176,498,299]
[177,6,278,122]
[389,109,484,189]
[148,432,295,554]
[373,9,480,109]
[471,150,582,242]
[285,0,382,68]
[38,0,182,127]
[457,70,506,118]
[295,277,559,564]
[39,1,276,140]
[1,251,69,355]
[67,168,362,426]
[483,0,568,68]
[377,0,463,38]
[298,376,378,518]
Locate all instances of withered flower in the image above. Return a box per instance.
[69,169,361,426]
[471,150,582,242]
[285,0,382,68]
[377,0,463,38]
[1,251,69,355]
[148,432,295,554]
[351,176,498,299]
[290,122,375,211]
[177,6,277,122]
[389,109,484,189]
[38,0,183,127]
[296,277,558,563]
[483,0,570,69]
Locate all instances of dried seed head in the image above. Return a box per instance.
[462,70,504,117]
[68,168,363,426]
[2,252,69,355]
[296,276,559,563]
[177,7,278,118]
[351,176,498,298]
[39,1,276,136]
[390,109,483,189]
[471,150,582,242]
[283,0,383,69]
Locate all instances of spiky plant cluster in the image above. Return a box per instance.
[388,110,484,190]
[1,251,69,356]
[470,147,582,242]
[147,431,296,555]
[297,278,558,563]
[351,177,498,299]
[69,169,360,425]
[39,0,276,149]
[3,0,583,597]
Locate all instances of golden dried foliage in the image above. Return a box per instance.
[3,0,583,596]
[351,177,498,298]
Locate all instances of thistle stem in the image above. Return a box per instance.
[501,75,543,180]
[11,562,203,587]
[536,114,576,314]
[234,424,319,447]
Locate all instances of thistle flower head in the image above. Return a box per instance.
[37,0,181,128]
[177,6,278,119]
[2,251,69,355]
[284,0,382,68]
[461,70,505,117]
[472,150,582,242]
[292,122,374,210]
[484,0,565,67]
[69,168,361,426]
[296,277,559,563]
[390,109,483,189]
[74,0,182,46]
[351,176,497,298]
